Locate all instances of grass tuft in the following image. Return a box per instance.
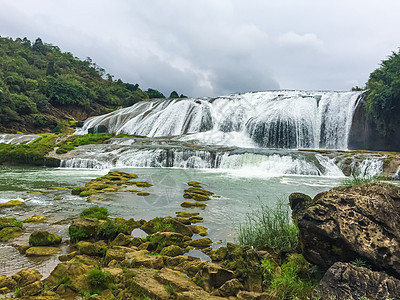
[237,199,298,254]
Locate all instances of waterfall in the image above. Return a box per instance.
[59,143,344,177]
[0,134,39,144]
[76,91,361,150]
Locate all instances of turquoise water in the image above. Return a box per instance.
[0,165,342,276]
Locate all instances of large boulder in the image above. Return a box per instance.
[314,262,400,300]
[29,230,62,246]
[292,183,400,278]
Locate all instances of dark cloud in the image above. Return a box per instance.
[0,0,399,96]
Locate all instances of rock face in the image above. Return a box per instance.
[291,183,400,278]
[314,262,400,300]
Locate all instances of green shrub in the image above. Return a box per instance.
[86,266,112,294]
[80,206,109,220]
[237,199,298,254]
[267,254,320,299]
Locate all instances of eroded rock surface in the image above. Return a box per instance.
[292,183,400,278]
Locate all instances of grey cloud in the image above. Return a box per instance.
[0,0,400,96]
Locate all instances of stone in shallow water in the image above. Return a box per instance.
[0,200,24,208]
[181,202,207,208]
[25,246,61,256]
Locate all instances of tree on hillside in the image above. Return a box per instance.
[169,91,179,98]
[365,50,400,136]
[146,88,165,99]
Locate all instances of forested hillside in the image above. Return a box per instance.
[0,37,153,132]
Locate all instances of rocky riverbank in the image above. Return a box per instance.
[1,172,400,299]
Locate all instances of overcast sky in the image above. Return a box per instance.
[0,0,399,97]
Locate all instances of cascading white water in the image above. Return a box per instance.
[76,91,361,150]
[59,143,344,177]
[0,134,39,144]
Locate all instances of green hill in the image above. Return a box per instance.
[0,36,150,133]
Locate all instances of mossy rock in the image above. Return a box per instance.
[184,187,214,196]
[24,215,48,223]
[137,192,150,196]
[47,186,69,190]
[72,186,86,195]
[184,193,211,201]
[159,245,185,257]
[175,211,200,218]
[210,247,228,261]
[0,200,24,208]
[76,240,107,256]
[186,238,212,248]
[188,225,208,236]
[187,181,202,188]
[54,196,62,200]
[189,216,204,223]
[111,233,133,247]
[131,181,153,187]
[29,230,62,246]
[25,246,61,256]
[181,202,207,209]
[147,231,188,252]
[0,217,23,229]
[69,218,100,242]
[141,217,193,236]
[0,227,24,242]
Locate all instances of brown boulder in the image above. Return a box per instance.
[314,262,400,300]
[293,183,400,277]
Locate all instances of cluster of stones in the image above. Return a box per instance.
[0,212,269,299]
[181,181,214,209]
[290,182,400,299]
[71,171,152,198]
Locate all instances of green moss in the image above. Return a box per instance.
[0,134,58,166]
[29,231,62,246]
[80,206,109,220]
[86,266,113,294]
[72,186,86,195]
[0,217,23,229]
[56,133,146,154]
[0,227,23,241]
[24,215,47,223]
[0,200,24,208]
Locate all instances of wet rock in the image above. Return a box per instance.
[187,181,202,188]
[24,215,48,223]
[0,226,23,242]
[181,201,207,208]
[294,182,400,277]
[314,262,400,300]
[12,269,42,287]
[187,238,212,248]
[141,217,193,237]
[0,200,24,208]
[59,251,77,262]
[176,211,200,218]
[189,215,204,223]
[155,267,202,293]
[47,186,69,190]
[183,186,214,201]
[174,216,191,225]
[288,192,312,223]
[147,231,188,252]
[29,230,62,246]
[25,246,61,256]
[188,224,208,236]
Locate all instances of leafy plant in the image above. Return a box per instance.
[237,198,299,254]
[164,284,176,295]
[351,258,370,269]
